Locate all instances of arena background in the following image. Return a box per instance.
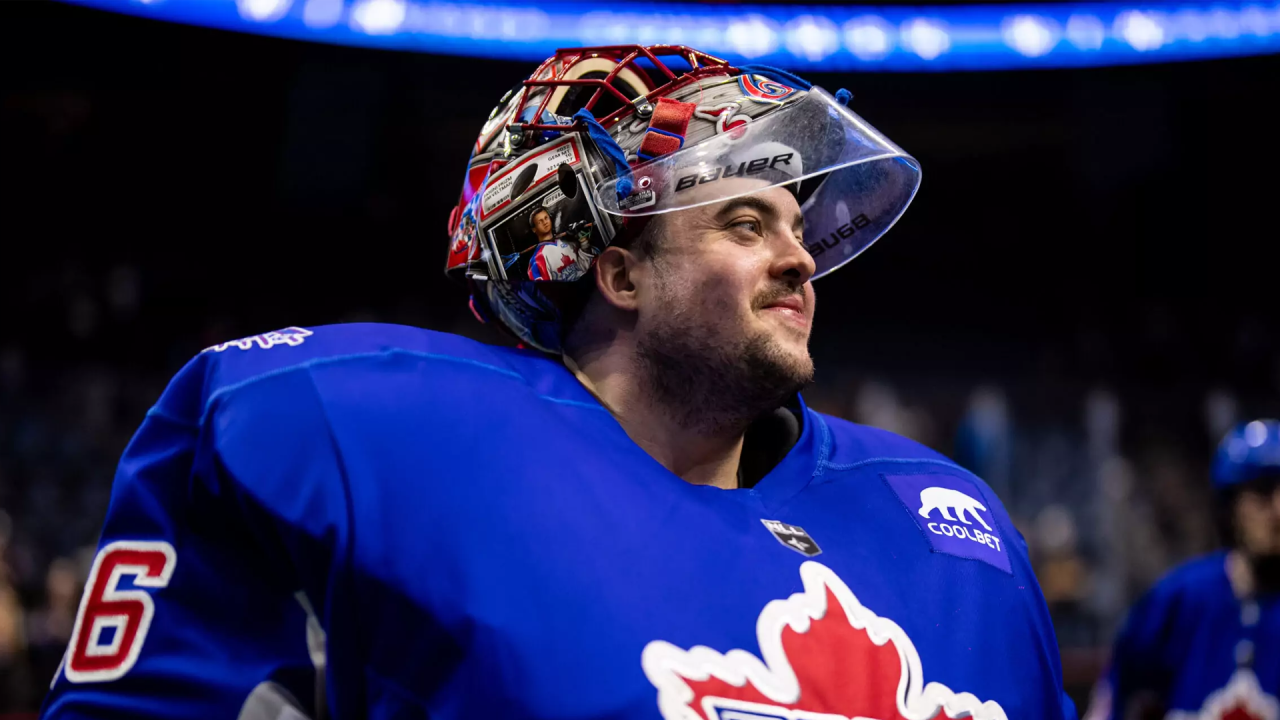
[2,0,1279,711]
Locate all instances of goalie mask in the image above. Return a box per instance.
[444,45,921,354]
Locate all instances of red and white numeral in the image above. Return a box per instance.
[64,540,177,683]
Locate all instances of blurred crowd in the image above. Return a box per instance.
[0,263,1260,711]
[814,379,1223,628]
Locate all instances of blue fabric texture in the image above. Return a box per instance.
[573,107,633,199]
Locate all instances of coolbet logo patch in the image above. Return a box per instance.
[883,473,1011,574]
[642,561,1008,720]
[1165,669,1279,720]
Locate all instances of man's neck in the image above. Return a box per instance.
[564,352,745,489]
[1228,549,1255,599]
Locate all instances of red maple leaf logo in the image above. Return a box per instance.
[1179,669,1280,720]
[1221,704,1266,720]
[642,561,1007,720]
[555,249,577,273]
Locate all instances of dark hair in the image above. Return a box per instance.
[612,215,663,259]
[530,207,551,222]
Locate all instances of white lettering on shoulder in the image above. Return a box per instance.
[203,327,313,353]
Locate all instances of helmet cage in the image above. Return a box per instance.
[517,45,734,135]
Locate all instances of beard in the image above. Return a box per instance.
[635,285,814,437]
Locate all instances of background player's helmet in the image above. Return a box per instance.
[1211,419,1280,489]
[444,45,922,353]
[1210,418,1280,546]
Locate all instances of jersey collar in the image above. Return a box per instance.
[538,356,826,510]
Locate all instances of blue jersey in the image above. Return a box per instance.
[1093,551,1280,720]
[41,323,1075,720]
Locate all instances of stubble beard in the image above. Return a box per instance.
[636,295,814,438]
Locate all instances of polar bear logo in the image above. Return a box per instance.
[918,486,992,531]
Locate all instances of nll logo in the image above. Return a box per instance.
[761,519,822,557]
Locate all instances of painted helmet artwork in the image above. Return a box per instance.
[444,45,922,353]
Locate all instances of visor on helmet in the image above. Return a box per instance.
[590,87,921,278]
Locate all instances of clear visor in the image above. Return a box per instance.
[592,87,922,278]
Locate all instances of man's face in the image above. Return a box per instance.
[633,182,817,395]
[1235,481,1280,557]
[533,211,553,235]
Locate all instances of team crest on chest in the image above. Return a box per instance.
[641,561,1007,720]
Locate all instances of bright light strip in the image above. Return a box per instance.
[58,0,1280,71]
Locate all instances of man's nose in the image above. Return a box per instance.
[772,233,816,286]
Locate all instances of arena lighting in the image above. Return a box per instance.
[55,0,1280,70]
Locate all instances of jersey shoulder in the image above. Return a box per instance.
[1111,551,1230,667]
[151,323,557,425]
[811,410,1013,524]
[814,410,962,468]
[1146,550,1230,604]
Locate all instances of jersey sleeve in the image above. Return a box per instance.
[1061,687,1080,720]
[1104,580,1178,720]
[40,349,354,720]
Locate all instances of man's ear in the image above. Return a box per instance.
[593,245,645,312]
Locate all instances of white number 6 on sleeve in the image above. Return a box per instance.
[64,540,177,684]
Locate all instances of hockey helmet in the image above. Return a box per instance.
[444,45,921,353]
[1213,419,1280,490]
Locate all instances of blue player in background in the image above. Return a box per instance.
[42,45,1076,719]
[1086,420,1280,720]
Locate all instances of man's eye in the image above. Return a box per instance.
[732,219,762,235]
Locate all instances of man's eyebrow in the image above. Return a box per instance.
[714,195,805,232]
